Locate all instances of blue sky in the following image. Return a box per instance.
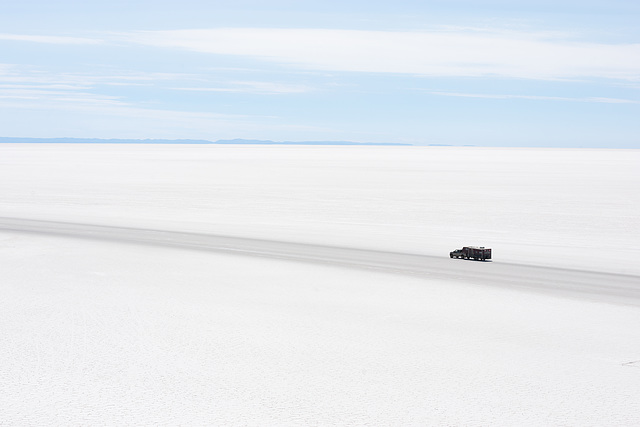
[1,0,639,147]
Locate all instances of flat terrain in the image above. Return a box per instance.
[1,144,639,425]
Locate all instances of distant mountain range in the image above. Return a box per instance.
[0,137,414,146]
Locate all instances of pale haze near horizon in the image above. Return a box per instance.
[1,0,639,147]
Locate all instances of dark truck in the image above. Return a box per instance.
[450,246,492,261]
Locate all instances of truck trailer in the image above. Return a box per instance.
[450,246,492,261]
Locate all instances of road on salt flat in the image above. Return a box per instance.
[1,216,638,306]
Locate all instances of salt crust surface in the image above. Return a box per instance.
[1,144,639,425]
[1,233,639,425]
[1,144,638,274]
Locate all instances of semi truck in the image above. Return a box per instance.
[450,246,491,261]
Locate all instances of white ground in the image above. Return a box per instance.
[1,144,639,425]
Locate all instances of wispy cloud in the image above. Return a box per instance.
[0,64,286,139]
[0,33,102,45]
[428,91,640,104]
[0,89,322,140]
[0,65,113,104]
[173,81,312,95]
[0,64,188,88]
[123,28,640,81]
[0,87,126,107]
